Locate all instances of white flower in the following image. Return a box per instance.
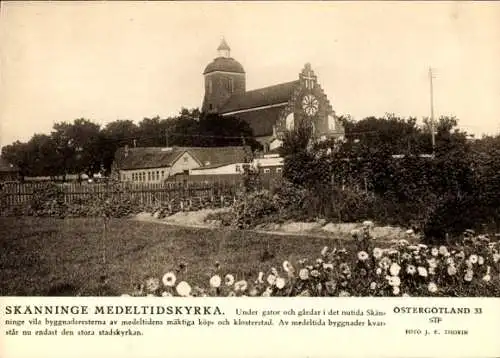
[323,263,334,270]
[121,294,130,297]
[406,265,417,275]
[469,255,478,264]
[249,287,259,296]
[209,275,221,288]
[393,286,400,295]
[146,293,155,297]
[176,281,192,297]
[456,251,466,260]
[482,274,491,282]
[161,291,172,297]
[267,274,277,286]
[257,271,264,284]
[299,268,309,280]
[310,269,320,278]
[225,274,235,286]
[357,251,370,262]
[162,272,177,287]
[402,253,412,261]
[388,276,401,287]
[373,247,383,260]
[439,246,450,256]
[282,261,293,272]
[262,287,273,297]
[379,257,391,270]
[427,258,438,268]
[447,265,457,276]
[271,267,279,276]
[405,229,414,236]
[493,253,500,263]
[464,270,474,282]
[402,293,410,297]
[276,277,286,289]
[418,244,428,250]
[321,246,329,256]
[145,277,160,292]
[370,282,377,290]
[376,267,382,275]
[389,263,401,276]
[478,256,484,265]
[446,257,455,266]
[234,280,248,292]
[417,266,428,277]
[431,247,439,257]
[339,290,350,297]
[428,282,438,293]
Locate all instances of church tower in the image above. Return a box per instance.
[202,38,246,114]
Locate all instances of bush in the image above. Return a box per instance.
[230,190,278,229]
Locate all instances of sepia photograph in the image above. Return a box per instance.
[1,1,499,299]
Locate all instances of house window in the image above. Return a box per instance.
[142,172,146,182]
[183,156,189,163]
[263,168,271,174]
[161,171,164,178]
[148,172,151,181]
[235,165,241,173]
[276,167,283,173]
[156,171,159,180]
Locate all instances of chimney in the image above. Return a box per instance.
[124,145,129,157]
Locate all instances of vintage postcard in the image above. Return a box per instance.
[1,1,499,357]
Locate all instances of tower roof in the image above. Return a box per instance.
[217,38,231,51]
[203,57,245,74]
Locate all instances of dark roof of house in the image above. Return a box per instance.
[114,146,250,171]
[221,80,299,113]
[0,156,19,172]
[203,57,245,75]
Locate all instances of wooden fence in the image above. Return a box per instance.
[0,181,241,208]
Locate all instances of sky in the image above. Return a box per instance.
[1,1,499,148]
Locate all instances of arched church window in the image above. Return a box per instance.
[328,115,336,131]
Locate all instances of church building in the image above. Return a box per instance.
[201,38,345,152]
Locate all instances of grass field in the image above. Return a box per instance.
[0,216,382,296]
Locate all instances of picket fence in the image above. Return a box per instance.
[0,181,241,208]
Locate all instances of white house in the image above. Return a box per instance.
[113,146,250,183]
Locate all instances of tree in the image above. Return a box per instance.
[100,120,139,174]
[50,118,102,179]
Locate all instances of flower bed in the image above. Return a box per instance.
[126,224,500,297]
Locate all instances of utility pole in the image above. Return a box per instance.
[165,128,169,147]
[429,67,436,156]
